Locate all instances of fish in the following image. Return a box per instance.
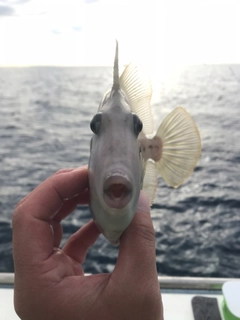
[88,41,201,245]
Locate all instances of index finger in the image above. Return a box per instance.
[12,166,88,264]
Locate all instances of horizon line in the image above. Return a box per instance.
[0,62,240,68]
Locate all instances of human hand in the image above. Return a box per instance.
[12,166,163,320]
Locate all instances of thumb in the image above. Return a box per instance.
[114,191,157,282]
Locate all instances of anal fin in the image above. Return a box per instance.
[142,160,158,206]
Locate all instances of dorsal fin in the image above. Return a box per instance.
[112,40,119,90]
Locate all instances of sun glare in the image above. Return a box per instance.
[0,0,239,68]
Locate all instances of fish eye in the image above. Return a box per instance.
[90,113,102,135]
[132,114,143,136]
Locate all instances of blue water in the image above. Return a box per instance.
[0,65,240,277]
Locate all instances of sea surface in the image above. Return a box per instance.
[0,65,240,278]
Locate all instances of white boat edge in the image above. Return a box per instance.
[1,273,240,320]
[1,272,239,290]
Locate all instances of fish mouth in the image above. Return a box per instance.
[103,174,132,209]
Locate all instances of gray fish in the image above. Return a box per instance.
[88,42,201,245]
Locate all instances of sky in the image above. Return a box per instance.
[0,0,239,67]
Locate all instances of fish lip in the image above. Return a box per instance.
[103,174,133,209]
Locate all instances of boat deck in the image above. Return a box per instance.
[0,273,236,320]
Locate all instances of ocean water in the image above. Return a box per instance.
[0,65,239,277]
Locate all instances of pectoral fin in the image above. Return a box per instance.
[120,63,154,135]
[156,107,201,188]
[142,160,158,206]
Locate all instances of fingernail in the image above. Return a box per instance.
[137,191,150,214]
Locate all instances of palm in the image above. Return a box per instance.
[47,249,84,278]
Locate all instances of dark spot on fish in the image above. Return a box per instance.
[106,115,111,123]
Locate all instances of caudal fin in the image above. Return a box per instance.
[155,107,201,188]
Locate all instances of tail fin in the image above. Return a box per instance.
[155,107,201,188]
[112,40,120,90]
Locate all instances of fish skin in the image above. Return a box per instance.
[88,42,201,245]
[88,88,143,245]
